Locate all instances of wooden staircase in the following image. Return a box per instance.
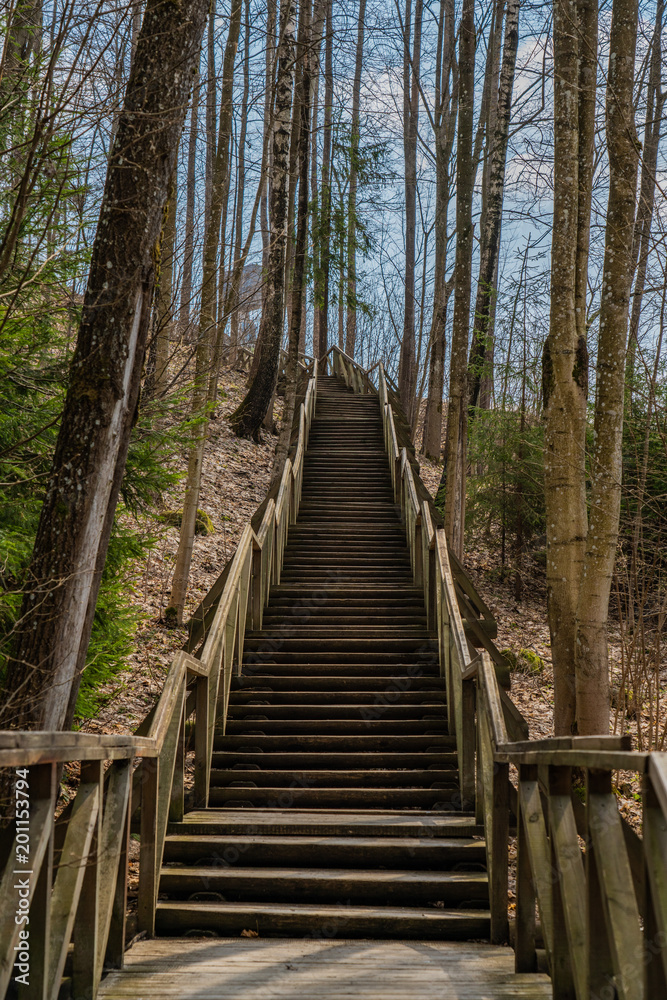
[156,375,490,940]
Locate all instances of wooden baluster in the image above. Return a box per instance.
[460,677,476,813]
[548,765,583,999]
[643,772,667,995]
[251,535,263,631]
[20,763,57,1000]
[169,711,186,823]
[101,761,132,975]
[194,673,209,808]
[71,759,103,1000]
[515,764,538,972]
[137,757,159,937]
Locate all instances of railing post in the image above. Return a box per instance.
[24,762,57,1000]
[137,757,159,937]
[515,764,538,972]
[194,674,209,808]
[72,759,103,1000]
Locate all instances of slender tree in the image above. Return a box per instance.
[169,0,243,623]
[179,67,201,337]
[575,0,639,734]
[422,0,457,460]
[275,0,312,469]
[397,0,423,426]
[316,0,333,358]
[467,0,519,412]
[345,0,367,359]
[438,0,475,558]
[542,0,594,734]
[230,0,296,437]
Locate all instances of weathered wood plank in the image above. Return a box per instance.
[97,938,552,999]
[49,763,101,998]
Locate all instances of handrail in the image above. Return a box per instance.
[329,346,667,997]
[0,358,320,1000]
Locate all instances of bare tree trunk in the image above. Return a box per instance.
[438,0,474,558]
[627,0,664,401]
[316,0,333,358]
[179,67,200,338]
[345,0,366,359]
[422,0,457,460]
[0,0,208,733]
[542,0,591,735]
[575,0,638,735]
[151,168,178,398]
[467,0,519,412]
[310,0,325,357]
[229,0,251,365]
[168,0,243,623]
[230,0,295,437]
[398,0,423,426]
[205,8,216,221]
[274,0,312,472]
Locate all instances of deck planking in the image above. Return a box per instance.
[98,938,552,999]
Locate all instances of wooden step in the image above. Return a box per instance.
[162,834,486,869]
[208,786,459,809]
[168,809,481,837]
[159,866,488,906]
[154,900,491,940]
[214,735,455,751]
[209,767,458,787]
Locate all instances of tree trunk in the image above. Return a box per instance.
[168,0,243,623]
[0,0,208,733]
[345,0,366,359]
[542,0,590,735]
[467,0,519,412]
[438,0,474,558]
[230,0,295,437]
[316,0,333,358]
[274,0,312,472]
[229,0,251,365]
[627,0,664,402]
[398,0,423,427]
[152,169,178,398]
[310,0,326,357]
[179,67,201,338]
[422,0,457,460]
[575,0,638,735]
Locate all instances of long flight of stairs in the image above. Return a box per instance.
[157,375,490,939]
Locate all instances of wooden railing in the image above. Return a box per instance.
[0,361,318,1000]
[329,346,667,999]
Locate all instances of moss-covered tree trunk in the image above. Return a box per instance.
[1,0,208,733]
[230,0,295,438]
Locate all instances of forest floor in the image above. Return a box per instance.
[80,364,280,738]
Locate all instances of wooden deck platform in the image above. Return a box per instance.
[98,938,552,999]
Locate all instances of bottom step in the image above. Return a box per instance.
[155,900,490,940]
